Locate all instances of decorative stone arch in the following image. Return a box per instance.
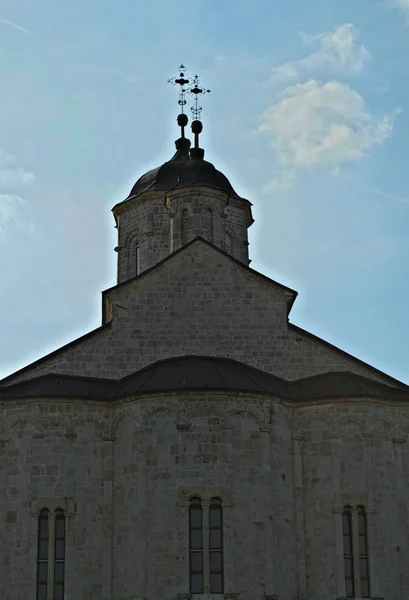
[35,414,71,437]
[124,229,141,249]
[224,225,235,255]
[113,413,144,440]
[222,407,264,431]
[371,414,395,430]
[112,407,143,436]
[70,414,110,440]
[271,408,293,433]
[177,201,193,245]
[142,404,180,429]
[188,401,225,427]
[202,202,216,243]
[124,229,147,278]
[179,485,233,505]
[395,410,409,435]
[30,496,72,517]
[339,491,372,511]
[8,414,37,437]
[177,200,194,213]
[294,411,335,437]
[368,415,396,440]
[334,414,365,435]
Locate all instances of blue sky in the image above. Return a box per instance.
[1,0,409,383]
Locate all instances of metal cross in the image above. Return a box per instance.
[167,64,190,114]
[189,73,211,121]
[168,65,210,121]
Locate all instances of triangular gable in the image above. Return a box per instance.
[101,236,298,322]
[0,237,405,389]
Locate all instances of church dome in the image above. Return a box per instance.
[127,137,243,199]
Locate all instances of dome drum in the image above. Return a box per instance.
[114,138,253,282]
[166,187,249,261]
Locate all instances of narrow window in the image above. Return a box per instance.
[342,506,355,598]
[358,506,370,598]
[209,497,223,593]
[225,230,232,255]
[181,208,189,245]
[205,208,214,243]
[36,509,49,600]
[135,246,140,275]
[189,497,204,594]
[54,509,66,600]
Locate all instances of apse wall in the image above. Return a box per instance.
[0,402,111,600]
[111,392,297,600]
[1,394,409,600]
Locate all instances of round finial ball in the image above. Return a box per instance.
[191,120,203,134]
[177,113,188,127]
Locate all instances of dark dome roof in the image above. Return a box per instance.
[127,137,243,199]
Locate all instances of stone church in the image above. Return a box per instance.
[0,79,408,600]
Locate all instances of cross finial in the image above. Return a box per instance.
[168,64,190,115]
[168,65,211,143]
[189,73,211,122]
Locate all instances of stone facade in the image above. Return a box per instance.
[1,240,400,387]
[0,137,407,600]
[0,392,408,599]
[113,186,252,284]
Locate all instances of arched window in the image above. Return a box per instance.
[209,497,223,593]
[36,508,66,600]
[342,505,371,598]
[357,506,370,598]
[37,509,49,600]
[181,208,189,245]
[204,208,214,243]
[54,509,66,600]
[224,229,233,255]
[342,506,354,598]
[135,246,140,275]
[189,497,203,594]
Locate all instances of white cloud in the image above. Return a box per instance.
[259,80,398,185]
[0,194,26,236]
[0,149,35,189]
[0,18,32,35]
[263,168,297,193]
[0,150,35,239]
[272,24,371,84]
[0,167,35,188]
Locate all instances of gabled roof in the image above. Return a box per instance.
[102,235,298,317]
[0,323,112,386]
[0,236,406,389]
[1,355,408,402]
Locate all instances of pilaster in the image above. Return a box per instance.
[292,435,306,598]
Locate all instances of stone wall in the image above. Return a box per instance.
[166,188,250,265]
[2,240,401,387]
[0,392,408,599]
[0,400,111,600]
[114,187,251,284]
[115,192,170,283]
